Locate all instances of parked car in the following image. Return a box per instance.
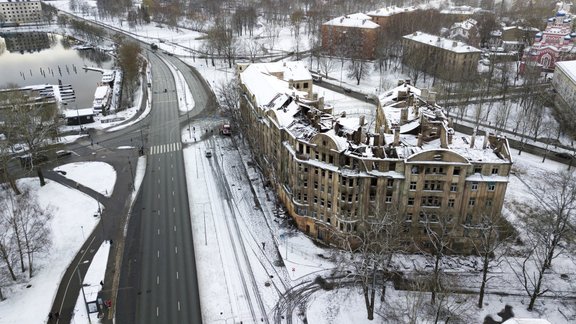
[312,75,322,83]
[19,154,48,167]
[343,87,352,93]
[205,151,212,158]
[56,150,72,158]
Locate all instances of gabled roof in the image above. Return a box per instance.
[403,31,481,53]
[323,14,379,29]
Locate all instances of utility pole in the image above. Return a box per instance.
[77,267,91,323]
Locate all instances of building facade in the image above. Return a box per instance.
[0,0,42,25]
[447,18,480,47]
[521,2,576,72]
[239,62,513,253]
[552,60,576,112]
[402,31,481,82]
[321,13,379,60]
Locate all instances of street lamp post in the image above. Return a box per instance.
[77,266,92,323]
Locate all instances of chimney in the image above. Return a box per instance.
[426,90,437,105]
[440,125,448,149]
[453,41,458,47]
[394,127,400,146]
[359,115,365,127]
[355,126,362,144]
[400,107,408,125]
[417,133,423,147]
[483,129,489,149]
[470,130,476,148]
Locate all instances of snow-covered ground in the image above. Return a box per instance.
[54,161,116,197]
[0,171,108,324]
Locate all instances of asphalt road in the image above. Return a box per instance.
[116,51,203,324]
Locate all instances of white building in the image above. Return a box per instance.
[448,19,479,47]
[552,60,576,110]
[0,0,42,25]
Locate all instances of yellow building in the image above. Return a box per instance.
[239,63,513,253]
[402,31,481,82]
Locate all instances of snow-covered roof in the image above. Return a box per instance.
[377,83,511,163]
[440,5,481,15]
[0,0,41,3]
[63,108,95,118]
[404,32,481,53]
[366,6,418,17]
[451,19,477,31]
[94,85,110,99]
[323,14,379,29]
[502,319,552,324]
[240,62,310,107]
[555,60,576,82]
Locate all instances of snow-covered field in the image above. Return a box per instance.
[0,162,114,324]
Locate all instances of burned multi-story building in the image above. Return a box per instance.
[239,62,513,253]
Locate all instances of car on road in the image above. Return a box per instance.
[312,75,322,83]
[343,87,352,93]
[56,150,73,158]
[205,151,212,158]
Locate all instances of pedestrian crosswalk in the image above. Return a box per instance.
[149,142,182,155]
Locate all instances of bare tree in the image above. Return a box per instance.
[1,89,60,186]
[468,211,510,308]
[215,76,240,123]
[417,211,456,305]
[16,192,52,278]
[516,170,576,269]
[0,215,18,281]
[335,206,404,320]
[347,59,370,86]
[508,234,550,311]
[0,190,52,279]
[318,56,337,79]
[116,38,143,103]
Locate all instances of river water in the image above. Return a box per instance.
[0,32,114,109]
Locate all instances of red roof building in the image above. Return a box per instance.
[521,2,576,72]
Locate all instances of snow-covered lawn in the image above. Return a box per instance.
[54,161,116,197]
[0,178,101,324]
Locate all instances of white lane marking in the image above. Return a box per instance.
[157,166,160,170]
[172,177,174,181]
[172,191,175,196]
[173,207,175,213]
[173,225,176,232]
[157,229,160,235]
[156,307,159,317]
[174,246,178,254]
[178,301,181,311]
[158,179,160,184]
[157,276,159,285]
[176,271,179,280]
[171,164,173,169]
[157,250,160,258]
[157,193,160,199]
